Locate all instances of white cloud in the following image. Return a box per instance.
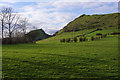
[95,3,118,13]
[20,3,77,34]
[83,2,118,14]
[17,2,118,34]
[1,0,119,3]
[1,0,16,3]
[0,3,13,7]
[100,0,116,1]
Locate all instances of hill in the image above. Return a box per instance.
[56,13,119,35]
[26,29,51,41]
[39,13,120,42]
[2,13,119,79]
[2,31,119,78]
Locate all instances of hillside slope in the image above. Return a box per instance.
[38,13,119,42]
[27,29,51,41]
[56,13,119,35]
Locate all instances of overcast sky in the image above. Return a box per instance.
[1,0,119,35]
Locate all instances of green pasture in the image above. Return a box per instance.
[39,29,119,42]
[2,34,119,79]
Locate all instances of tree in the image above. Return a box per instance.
[0,7,8,39]
[3,7,21,43]
[0,7,32,44]
[6,8,20,38]
[18,18,29,36]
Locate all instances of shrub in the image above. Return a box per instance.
[110,32,120,35]
[2,36,33,44]
[70,39,74,42]
[65,38,70,43]
[95,37,100,40]
[96,33,102,36]
[60,39,65,43]
[96,28,103,30]
[101,35,104,38]
[101,34,107,38]
[91,36,95,41]
[83,37,87,41]
[73,37,77,42]
[103,34,107,37]
[79,37,83,42]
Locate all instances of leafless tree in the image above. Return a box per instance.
[0,7,8,39]
[4,8,21,41]
[1,7,32,44]
[18,18,29,36]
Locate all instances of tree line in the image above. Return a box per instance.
[0,7,35,44]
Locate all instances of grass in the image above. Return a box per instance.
[57,13,119,34]
[39,28,119,42]
[0,45,2,79]
[2,34,119,79]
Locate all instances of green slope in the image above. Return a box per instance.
[57,13,119,34]
[39,13,119,42]
[2,35,119,78]
[26,29,51,41]
[2,13,119,79]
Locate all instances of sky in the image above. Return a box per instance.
[1,0,119,35]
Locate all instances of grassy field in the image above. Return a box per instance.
[2,34,119,79]
[57,13,119,34]
[40,28,119,42]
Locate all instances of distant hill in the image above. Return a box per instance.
[38,13,119,42]
[26,29,51,41]
[56,13,119,35]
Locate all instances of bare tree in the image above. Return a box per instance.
[18,18,28,36]
[1,7,32,44]
[4,8,21,41]
[0,7,8,39]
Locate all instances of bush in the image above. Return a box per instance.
[2,36,32,44]
[60,39,65,43]
[96,33,102,36]
[95,37,100,40]
[110,32,120,35]
[79,37,83,42]
[103,34,107,37]
[96,28,103,30]
[101,34,107,38]
[83,37,87,41]
[65,38,70,43]
[73,37,77,42]
[91,36,95,41]
[70,39,74,42]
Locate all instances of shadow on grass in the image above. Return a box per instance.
[2,52,116,78]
